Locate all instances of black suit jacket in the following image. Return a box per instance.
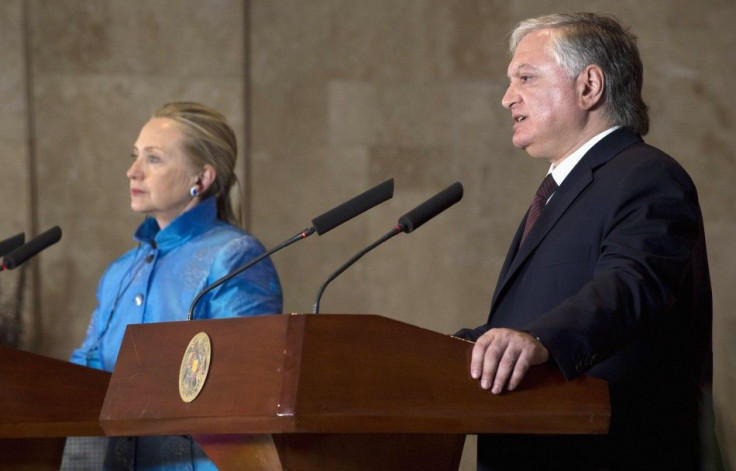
[461,129,712,470]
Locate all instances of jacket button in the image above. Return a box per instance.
[134,294,144,306]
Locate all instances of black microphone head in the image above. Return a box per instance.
[2,226,62,270]
[397,182,463,233]
[0,232,25,258]
[311,178,394,235]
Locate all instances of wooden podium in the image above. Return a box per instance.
[100,314,610,470]
[0,345,110,470]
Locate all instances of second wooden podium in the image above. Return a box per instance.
[0,345,110,470]
[100,314,609,470]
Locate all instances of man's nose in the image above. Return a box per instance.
[501,84,516,109]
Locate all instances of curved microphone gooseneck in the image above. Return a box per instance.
[187,227,314,320]
[312,182,463,314]
[187,178,395,320]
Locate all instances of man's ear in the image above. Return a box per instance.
[577,64,605,110]
[198,164,217,193]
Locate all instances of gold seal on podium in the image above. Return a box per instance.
[179,332,212,403]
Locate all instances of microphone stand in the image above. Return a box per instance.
[312,225,403,314]
[311,181,463,315]
[187,226,315,320]
[186,178,396,320]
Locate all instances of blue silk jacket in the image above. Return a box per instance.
[70,197,282,470]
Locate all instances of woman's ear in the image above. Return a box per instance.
[577,64,605,110]
[198,164,217,193]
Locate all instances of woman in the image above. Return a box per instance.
[70,102,282,470]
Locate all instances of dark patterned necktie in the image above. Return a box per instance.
[520,173,558,246]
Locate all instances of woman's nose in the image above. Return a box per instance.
[126,159,141,180]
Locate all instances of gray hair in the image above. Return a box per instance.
[509,13,649,136]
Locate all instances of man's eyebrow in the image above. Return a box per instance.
[508,63,538,77]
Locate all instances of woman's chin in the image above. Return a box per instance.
[130,202,149,215]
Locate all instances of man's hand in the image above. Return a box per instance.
[470,328,549,394]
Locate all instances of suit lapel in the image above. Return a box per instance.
[489,128,642,314]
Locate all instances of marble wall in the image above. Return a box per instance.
[1,0,734,469]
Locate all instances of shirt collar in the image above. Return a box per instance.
[549,126,621,185]
[134,197,218,251]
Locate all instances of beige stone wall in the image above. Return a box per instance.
[1,0,734,468]
[0,1,35,349]
[6,0,247,356]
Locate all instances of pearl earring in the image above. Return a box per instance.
[189,185,199,197]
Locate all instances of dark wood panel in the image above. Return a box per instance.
[0,345,110,438]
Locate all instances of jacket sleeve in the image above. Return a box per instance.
[194,234,283,320]
[69,265,114,370]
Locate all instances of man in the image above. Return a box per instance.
[455,13,712,470]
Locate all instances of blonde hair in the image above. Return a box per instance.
[153,102,244,226]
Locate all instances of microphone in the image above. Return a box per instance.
[186,178,395,320]
[2,226,62,270]
[398,182,464,233]
[0,233,25,258]
[313,181,463,313]
[311,179,394,235]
